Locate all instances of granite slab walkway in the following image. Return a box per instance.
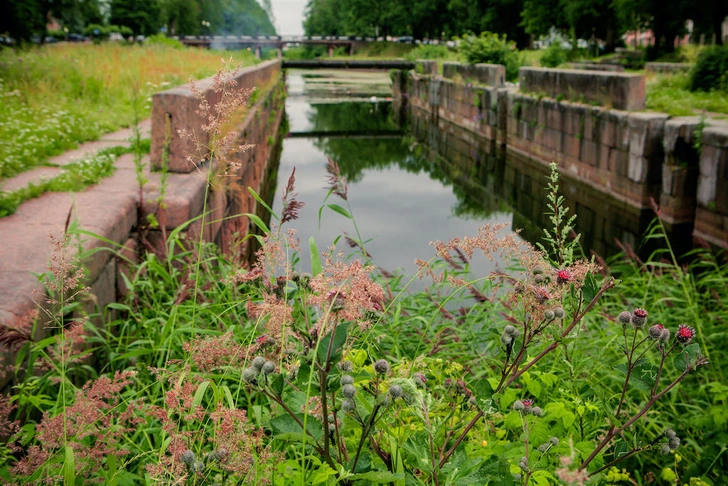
[0,120,155,369]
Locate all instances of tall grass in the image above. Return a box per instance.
[0,43,258,179]
[646,72,728,116]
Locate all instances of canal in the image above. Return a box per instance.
[271,69,644,280]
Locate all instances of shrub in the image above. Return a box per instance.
[540,44,568,67]
[458,32,522,82]
[689,45,728,92]
[404,44,452,61]
[146,33,184,49]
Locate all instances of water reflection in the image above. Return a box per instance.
[273,70,513,279]
[273,69,646,282]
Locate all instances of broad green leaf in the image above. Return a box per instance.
[613,441,630,459]
[270,373,285,396]
[582,271,599,302]
[317,322,350,365]
[270,413,323,442]
[673,343,702,372]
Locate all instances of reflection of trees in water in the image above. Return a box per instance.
[305,102,509,219]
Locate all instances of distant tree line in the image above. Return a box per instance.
[0,0,275,43]
[304,0,727,55]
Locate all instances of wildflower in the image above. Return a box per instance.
[242,367,258,384]
[618,311,632,325]
[533,266,544,275]
[556,269,572,284]
[340,375,354,386]
[325,157,348,200]
[676,324,696,344]
[544,309,555,321]
[538,443,549,453]
[668,437,681,450]
[661,443,671,455]
[251,356,266,371]
[631,308,648,327]
[374,359,390,374]
[648,324,665,340]
[521,399,533,408]
[262,361,276,375]
[504,325,518,336]
[280,168,305,224]
[180,450,196,465]
[389,385,403,398]
[501,333,513,346]
[339,360,353,372]
[413,372,427,387]
[342,384,356,398]
[549,437,559,446]
[534,287,551,304]
[553,307,565,319]
[518,457,529,472]
[655,326,669,341]
[513,400,525,411]
[664,428,677,439]
[531,406,543,416]
[341,398,356,412]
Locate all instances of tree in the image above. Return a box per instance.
[0,0,46,42]
[110,0,162,36]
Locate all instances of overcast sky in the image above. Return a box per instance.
[270,0,307,36]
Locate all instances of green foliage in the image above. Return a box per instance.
[540,44,569,67]
[146,32,183,48]
[458,32,522,82]
[689,45,728,93]
[646,72,728,116]
[110,0,162,36]
[535,162,581,266]
[403,45,454,62]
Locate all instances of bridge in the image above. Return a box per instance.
[176,35,448,58]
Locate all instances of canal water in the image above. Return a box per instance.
[271,70,644,280]
[272,70,514,280]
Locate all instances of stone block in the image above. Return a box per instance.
[442,62,506,87]
[519,67,646,110]
[415,60,438,75]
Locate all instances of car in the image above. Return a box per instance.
[66,33,87,42]
[396,36,414,43]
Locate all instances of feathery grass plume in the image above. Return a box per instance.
[45,232,88,308]
[178,56,255,176]
[280,167,305,224]
[11,371,140,481]
[325,157,348,200]
[308,249,385,332]
[0,309,36,352]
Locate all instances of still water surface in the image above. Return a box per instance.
[271,70,514,280]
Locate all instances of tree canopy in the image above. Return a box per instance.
[303,0,725,53]
[1,0,275,42]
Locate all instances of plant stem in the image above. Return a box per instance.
[580,365,698,471]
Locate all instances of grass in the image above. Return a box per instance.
[0,42,258,179]
[646,72,728,116]
[0,139,150,217]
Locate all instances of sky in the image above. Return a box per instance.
[270,0,307,36]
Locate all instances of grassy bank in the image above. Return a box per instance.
[0,43,258,179]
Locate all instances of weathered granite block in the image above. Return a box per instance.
[626,112,668,183]
[519,67,646,111]
[442,62,506,87]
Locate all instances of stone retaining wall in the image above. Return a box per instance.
[394,63,728,251]
[519,67,645,111]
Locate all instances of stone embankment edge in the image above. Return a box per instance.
[397,63,727,251]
